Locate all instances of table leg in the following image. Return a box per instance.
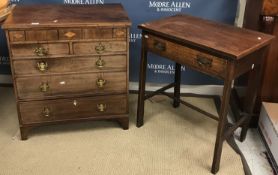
[211,77,233,174]
[137,36,148,127]
[240,62,263,141]
[173,63,181,108]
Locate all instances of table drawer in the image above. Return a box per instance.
[73,41,126,55]
[146,35,227,78]
[16,72,127,99]
[11,43,70,58]
[19,95,127,124]
[13,55,127,75]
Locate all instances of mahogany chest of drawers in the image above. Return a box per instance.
[3,4,131,140]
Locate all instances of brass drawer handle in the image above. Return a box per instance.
[34,47,48,57]
[40,82,50,92]
[95,43,105,54]
[154,40,166,51]
[42,107,50,117]
[97,104,107,112]
[196,55,212,67]
[96,78,106,88]
[37,61,48,72]
[96,57,105,69]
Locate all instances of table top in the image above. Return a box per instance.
[2,4,131,29]
[139,14,275,60]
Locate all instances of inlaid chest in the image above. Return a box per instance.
[3,4,131,140]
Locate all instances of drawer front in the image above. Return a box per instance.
[19,95,127,124]
[25,30,58,41]
[9,31,25,42]
[13,55,127,75]
[83,28,126,39]
[113,28,127,38]
[11,43,70,58]
[73,41,127,55]
[146,35,227,78]
[59,28,82,40]
[83,28,113,39]
[16,72,127,99]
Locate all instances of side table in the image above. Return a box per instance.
[136,14,274,173]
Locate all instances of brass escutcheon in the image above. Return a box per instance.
[40,82,50,92]
[37,61,48,72]
[97,104,107,112]
[42,107,50,117]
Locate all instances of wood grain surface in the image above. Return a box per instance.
[19,95,127,124]
[263,0,278,16]
[15,72,127,100]
[12,55,127,75]
[2,4,131,29]
[139,14,274,59]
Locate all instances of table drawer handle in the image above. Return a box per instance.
[96,57,105,69]
[97,104,107,112]
[40,82,50,92]
[37,61,48,72]
[95,43,106,54]
[96,78,106,88]
[34,47,48,57]
[196,56,212,67]
[42,107,50,117]
[154,40,166,51]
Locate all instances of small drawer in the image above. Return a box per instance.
[146,35,227,78]
[9,31,25,42]
[26,30,58,41]
[13,55,127,75]
[83,28,113,39]
[59,28,82,40]
[113,28,127,38]
[19,95,127,124]
[11,43,70,58]
[73,41,126,55]
[15,72,127,100]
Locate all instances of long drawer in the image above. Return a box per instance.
[19,95,127,124]
[16,72,127,99]
[13,55,127,75]
[146,34,227,78]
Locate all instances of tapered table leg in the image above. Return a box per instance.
[211,65,233,174]
[240,51,265,141]
[137,34,148,127]
[173,63,181,108]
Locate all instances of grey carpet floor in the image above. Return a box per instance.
[0,87,244,175]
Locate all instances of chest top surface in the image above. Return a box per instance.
[139,14,275,60]
[2,4,131,29]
